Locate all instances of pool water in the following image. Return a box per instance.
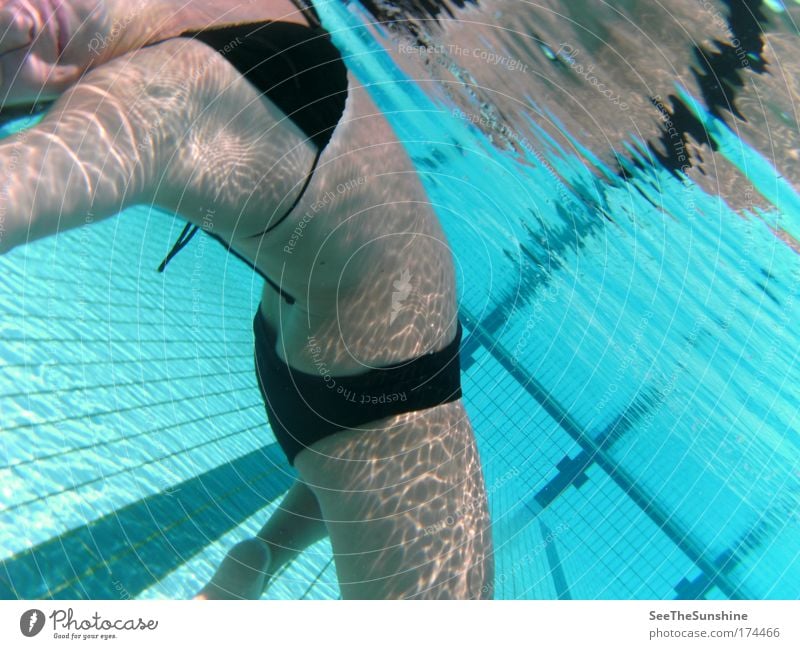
[1,0,799,599]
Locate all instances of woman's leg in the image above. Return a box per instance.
[294,401,494,599]
[195,478,328,599]
[255,477,328,570]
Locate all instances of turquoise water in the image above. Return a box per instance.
[1,1,799,599]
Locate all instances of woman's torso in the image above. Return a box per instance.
[141,0,458,376]
[232,71,458,376]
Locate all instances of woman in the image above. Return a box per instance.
[0,0,493,599]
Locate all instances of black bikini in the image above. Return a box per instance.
[158,0,463,465]
[254,310,462,466]
[157,0,346,304]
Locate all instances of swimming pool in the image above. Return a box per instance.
[1,0,798,599]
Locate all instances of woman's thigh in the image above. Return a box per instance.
[293,401,494,599]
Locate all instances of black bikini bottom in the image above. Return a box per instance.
[252,306,463,466]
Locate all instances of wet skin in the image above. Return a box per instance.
[0,0,494,598]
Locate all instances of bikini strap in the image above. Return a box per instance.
[204,232,297,304]
[245,145,323,239]
[158,0,329,298]
[158,141,321,272]
[156,222,199,273]
[157,224,296,304]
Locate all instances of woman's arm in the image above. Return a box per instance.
[0,59,148,254]
[0,0,284,107]
[0,124,140,255]
[98,0,295,58]
[0,35,314,255]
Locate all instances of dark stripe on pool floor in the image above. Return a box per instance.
[540,521,571,600]
[459,306,743,599]
[0,443,293,599]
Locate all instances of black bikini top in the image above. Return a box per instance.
[157,0,349,305]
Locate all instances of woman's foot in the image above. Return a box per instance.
[194,538,273,600]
